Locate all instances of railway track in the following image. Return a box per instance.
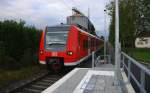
[9,73,65,93]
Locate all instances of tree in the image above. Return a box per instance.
[107,0,150,48]
[0,20,41,70]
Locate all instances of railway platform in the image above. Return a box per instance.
[42,51,150,93]
[42,63,124,93]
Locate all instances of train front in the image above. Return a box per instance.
[39,25,77,71]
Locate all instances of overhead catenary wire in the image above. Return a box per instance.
[59,0,83,13]
[71,0,79,7]
[58,0,72,10]
[46,0,71,17]
[54,0,73,18]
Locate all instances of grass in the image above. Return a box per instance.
[0,65,43,88]
[124,48,150,64]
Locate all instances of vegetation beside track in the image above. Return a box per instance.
[0,65,44,88]
[0,20,41,70]
[124,48,150,64]
[0,20,44,88]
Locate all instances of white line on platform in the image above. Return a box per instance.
[73,70,114,93]
[42,68,88,93]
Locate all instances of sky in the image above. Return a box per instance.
[0,0,111,37]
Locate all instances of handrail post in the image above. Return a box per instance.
[140,70,145,93]
[122,52,149,93]
[108,55,111,64]
[128,59,131,83]
[92,52,95,68]
[118,43,121,80]
[122,54,125,71]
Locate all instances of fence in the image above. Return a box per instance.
[121,52,150,93]
[91,49,150,93]
[92,52,111,68]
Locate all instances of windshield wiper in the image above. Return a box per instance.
[47,42,66,45]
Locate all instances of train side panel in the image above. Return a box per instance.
[39,30,46,64]
[64,26,79,64]
[77,30,89,60]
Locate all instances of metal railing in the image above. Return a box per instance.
[92,52,111,68]
[121,52,150,93]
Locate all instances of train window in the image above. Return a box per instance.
[46,32,67,43]
[45,32,68,51]
[91,39,94,47]
[83,40,88,50]
[92,39,94,47]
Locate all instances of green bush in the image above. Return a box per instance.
[0,20,41,70]
[123,48,150,64]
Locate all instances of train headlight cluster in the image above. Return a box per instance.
[67,51,73,55]
[40,50,44,55]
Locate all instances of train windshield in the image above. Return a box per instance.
[45,26,69,51]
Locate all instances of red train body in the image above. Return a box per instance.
[39,24,103,70]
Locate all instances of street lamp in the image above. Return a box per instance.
[104,9,107,63]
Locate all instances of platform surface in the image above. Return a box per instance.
[42,64,123,93]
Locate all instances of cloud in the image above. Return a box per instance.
[0,0,111,36]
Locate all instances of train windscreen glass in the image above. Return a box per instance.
[45,27,69,51]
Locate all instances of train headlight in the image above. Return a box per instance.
[67,51,73,55]
[40,50,44,55]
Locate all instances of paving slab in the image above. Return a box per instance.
[42,64,123,93]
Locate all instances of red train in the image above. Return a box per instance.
[39,8,103,71]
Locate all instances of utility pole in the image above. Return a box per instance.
[88,7,90,19]
[115,0,120,81]
[104,9,107,63]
